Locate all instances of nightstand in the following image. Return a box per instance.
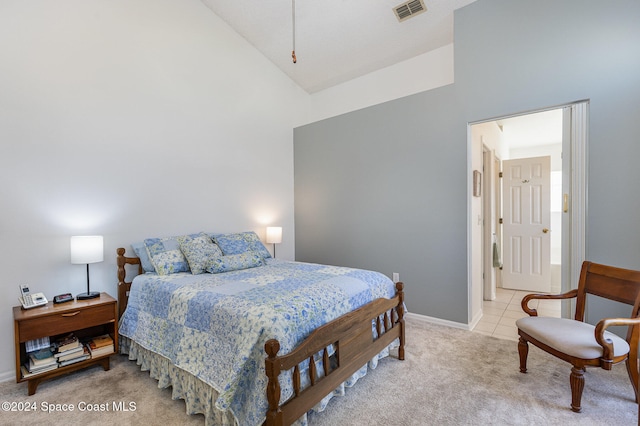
[13,292,118,395]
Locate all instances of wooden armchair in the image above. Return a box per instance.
[516,261,640,412]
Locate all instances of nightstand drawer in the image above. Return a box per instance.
[17,303,115,342]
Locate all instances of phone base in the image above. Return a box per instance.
[76,291,100,300]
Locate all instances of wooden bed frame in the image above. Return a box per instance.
[116,247,405,426]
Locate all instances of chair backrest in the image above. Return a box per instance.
[574,262,640,333]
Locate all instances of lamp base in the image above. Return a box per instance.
[76,291,100,300]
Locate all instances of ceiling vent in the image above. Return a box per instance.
[393,0,427,22]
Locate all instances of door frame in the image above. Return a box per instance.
[561,101,588,316]
[467,100,588,324]
[482,146,496,301]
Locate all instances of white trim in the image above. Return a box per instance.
[0,370,14,383]
[406,312,472,331]
[482,147,496,301]
[466,124,474,324]
[468,308,484,331]
[567,101,589,316]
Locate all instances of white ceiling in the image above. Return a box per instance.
[497,109,564,149]
[200,0,477,93]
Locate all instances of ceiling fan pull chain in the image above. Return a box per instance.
[292,0,297,63]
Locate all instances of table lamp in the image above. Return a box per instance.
[71,235,103,300]
[266,227,282,258]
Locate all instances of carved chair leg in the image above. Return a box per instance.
[570,366,585,412]
[518,337,529,373]
[625,356,639,403]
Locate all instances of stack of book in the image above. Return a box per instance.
[56,345,90,367]
[55,333,80,353]
[53,333,89,367]
[22,347,57,378]
[86,334,114,358]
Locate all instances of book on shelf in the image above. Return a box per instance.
[25,337,51,353]
[89,334,113,349]
[54,333,80,353]
[27,356,57,373]
[58,346,90,367]
[87,334,114,358]
[29,348,54,361]
[87,344,114,358]
[28,350,55,368]
[55,346,84,362]
[21,364,57,378]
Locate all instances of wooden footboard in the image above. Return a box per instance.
[264,282,405,426]
[116,248,405,425]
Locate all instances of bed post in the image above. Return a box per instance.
[117,248,142,320]
[396,281,405,360]
[264,339,283,426]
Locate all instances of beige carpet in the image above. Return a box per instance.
[1,318,637,425]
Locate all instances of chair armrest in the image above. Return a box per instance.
[521,289,578,316]
[595,317,640,367]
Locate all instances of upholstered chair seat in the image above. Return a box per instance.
[516,317,630,359]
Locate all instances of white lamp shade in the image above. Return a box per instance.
[266,227,282,244]
[70,236,104,264]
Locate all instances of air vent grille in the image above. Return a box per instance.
[393,0,427,22]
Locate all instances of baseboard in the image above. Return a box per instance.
[406,312,471,331]
[0,370,14,383]
[468,309,483,331]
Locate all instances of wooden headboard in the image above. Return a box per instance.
[116,248,143,319]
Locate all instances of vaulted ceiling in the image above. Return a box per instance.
[201,0,477,93]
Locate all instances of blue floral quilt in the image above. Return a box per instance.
[118,258,396,426]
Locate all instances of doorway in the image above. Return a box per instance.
[468,101,588,327]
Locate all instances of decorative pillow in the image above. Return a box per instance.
[205,252,264,274]
[211,231,272,259]
[131,242,155,273]
[177,233,223,275]
[144,236,191,275]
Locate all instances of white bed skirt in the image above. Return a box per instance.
[120,336,235,425]
[120,336,396,426]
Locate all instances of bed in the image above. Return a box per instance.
[116,231,405,426]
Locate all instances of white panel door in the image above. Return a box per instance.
[502,156,551,292]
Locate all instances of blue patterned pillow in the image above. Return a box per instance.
[144,236,191,275]
[131,241,155,273]
[177,233,223,275]
[205,252,264,274]
[211,231,272,259]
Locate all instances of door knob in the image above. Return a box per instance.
[542,228,549,233]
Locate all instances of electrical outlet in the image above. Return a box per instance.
[392,272,399,283]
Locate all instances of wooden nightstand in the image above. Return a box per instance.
[13,292,118,395]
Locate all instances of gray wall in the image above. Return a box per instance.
[294,0,640,324]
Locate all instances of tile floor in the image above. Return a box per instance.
[473,287,562,341]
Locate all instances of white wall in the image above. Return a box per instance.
[0,0,308,379]
[0,0,467,381]
[299,44,455,126]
